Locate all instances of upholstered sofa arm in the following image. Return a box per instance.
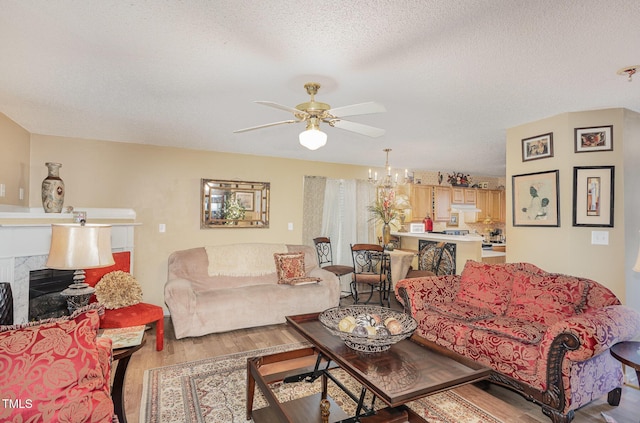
[309,267,341,299]
[164,278,197,315]
[540,305,640,362]
[395,275,461,314]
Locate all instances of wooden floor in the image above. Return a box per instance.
[122,296,640,423]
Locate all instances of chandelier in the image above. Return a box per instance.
[368,148,408,189]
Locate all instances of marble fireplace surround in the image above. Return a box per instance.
[0,208,137,324]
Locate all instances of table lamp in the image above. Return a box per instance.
[46,222,115,313]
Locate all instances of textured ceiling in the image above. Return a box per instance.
[1,0,639,176]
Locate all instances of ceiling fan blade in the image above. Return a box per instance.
[233,120,299,133]
[330,119,385,137]
[255,101,306,116]
[327,102,386,118]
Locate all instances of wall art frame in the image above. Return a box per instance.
[200,179,270,228]
[572,166,614,227]
[512,170,560,227]
[574,125,613,153]
[522,132,554,162]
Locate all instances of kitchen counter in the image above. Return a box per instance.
[392,231,483,274]
[393,231,484,243]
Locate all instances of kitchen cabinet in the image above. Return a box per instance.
[433,186,451,222]
[489,190,504,223]
[409,184,433,221]
[451,187,476,204]
[475,189,504,223]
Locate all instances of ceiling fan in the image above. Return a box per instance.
[233,82,386,150]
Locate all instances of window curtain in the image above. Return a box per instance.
[302,176,326,247]
[303,176,376,267]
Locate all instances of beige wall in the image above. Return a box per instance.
[0,113,30,207]
[28,134,368,310]
[506,108,631,302]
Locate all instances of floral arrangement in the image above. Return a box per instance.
[368,190,399,226]
[447,172,472,186]
[95,271,142,309]
[223,194,246,220]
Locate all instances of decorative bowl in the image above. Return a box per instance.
[319,305,417,353]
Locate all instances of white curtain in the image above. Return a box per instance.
[321,179,376,267]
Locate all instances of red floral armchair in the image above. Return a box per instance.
[0,305,115,423]
[396,260,640,423]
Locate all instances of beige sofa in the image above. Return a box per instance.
[164,243,340,339]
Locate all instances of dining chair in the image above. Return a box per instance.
[418,242,455,276]
[350,244,390,307]
[313,238,354,294]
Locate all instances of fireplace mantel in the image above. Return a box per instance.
[0,207,138,323]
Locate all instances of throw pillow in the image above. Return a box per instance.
[506,272,588,326]
[0,304,113,422]
[95,270,143,309]
[455,261,518,315]
[273,252,320,285]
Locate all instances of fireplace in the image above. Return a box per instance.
[0,208,137,324]
[29,268,75,321]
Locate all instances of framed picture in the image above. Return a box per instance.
[235,191,254,211]
[448,212,459,227]
[572,166,614,227]
[574,125,613,153]
[512,170,560,227]
[522,132,554,161]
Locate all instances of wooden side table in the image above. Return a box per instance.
[610,341,640,389]
[112,336,146,423]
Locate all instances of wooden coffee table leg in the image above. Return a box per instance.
[246,357,259,420]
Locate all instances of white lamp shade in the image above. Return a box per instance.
[299,129,327,150]
[46,224,115,270]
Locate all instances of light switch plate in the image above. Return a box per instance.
[591,231,609,245]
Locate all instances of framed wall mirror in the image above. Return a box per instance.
[201,179,270,228]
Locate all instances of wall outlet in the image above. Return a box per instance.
[0,184,5,197]
[287,222,294,231]
[591,231,609,245]
[159,223,166,233]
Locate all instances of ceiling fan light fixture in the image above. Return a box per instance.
[299,118,327,150]
[299,128,327,150]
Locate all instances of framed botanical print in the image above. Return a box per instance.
[512,170,560,227]
[572,166,614,227]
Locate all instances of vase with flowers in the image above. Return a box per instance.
[447,172,472,187]
[368,190,399,246]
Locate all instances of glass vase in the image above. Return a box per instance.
[382,222,391,246]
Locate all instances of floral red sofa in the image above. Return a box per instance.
[0,304,116,423]
[395,260,640,423]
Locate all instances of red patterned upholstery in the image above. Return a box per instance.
[0,306,114,422]
[396,260,640,422]
[85,252,164,351]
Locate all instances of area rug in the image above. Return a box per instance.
[141,342,502,423]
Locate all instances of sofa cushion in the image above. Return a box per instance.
[455,261,519,315]
[469,316,548,344]
[273,252,321,286]
[0,305,114,423]
[427,301,495,321]
[506,272,588,326]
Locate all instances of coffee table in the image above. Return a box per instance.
[246,312,490,422]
